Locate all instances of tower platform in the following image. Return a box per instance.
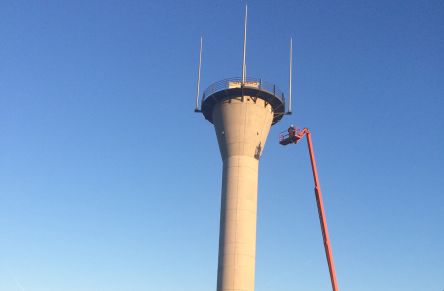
[201,77,286,125]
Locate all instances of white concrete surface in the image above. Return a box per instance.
[212,96,274,291]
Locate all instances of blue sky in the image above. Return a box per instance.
[0,1,443,290]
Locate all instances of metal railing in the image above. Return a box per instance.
[202,77,285,104]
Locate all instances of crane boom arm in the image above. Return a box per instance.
[306,130,339,291]
[280,127,339,291]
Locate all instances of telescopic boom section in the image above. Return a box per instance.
[279,127,339,291]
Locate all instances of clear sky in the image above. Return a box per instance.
[1,1,443,290]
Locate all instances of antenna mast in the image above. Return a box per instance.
[288,37,293,114]
[195,36,203,112]
[242,4,248,83]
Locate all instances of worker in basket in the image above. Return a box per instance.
[288,125,296,141]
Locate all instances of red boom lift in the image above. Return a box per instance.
[279,126,340,291]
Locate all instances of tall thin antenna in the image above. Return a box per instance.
[195,36,203,112]
[288,37,293,114]
[242,4,248,83]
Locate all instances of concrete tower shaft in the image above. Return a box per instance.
[199,78,285,291]
[213,97,273,291]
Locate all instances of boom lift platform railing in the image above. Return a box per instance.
[279,126,340,291]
